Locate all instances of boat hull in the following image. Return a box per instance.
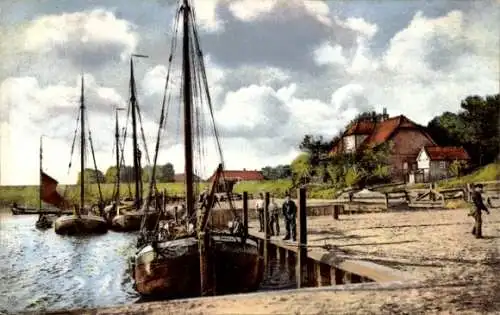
[133,236,263,298]
[54,215,108,235]
[111,211,160,232]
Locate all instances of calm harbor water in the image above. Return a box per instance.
[0,210,295,314]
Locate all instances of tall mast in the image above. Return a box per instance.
[182,0,195,216]
[39,136,43,211]
[115,108,121,206]
[80,75,85,213]
[130,58,141,208]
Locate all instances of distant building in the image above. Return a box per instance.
[206,169,265,183]
[411,146,471,183]
[173,173,202,183]
[330,112,437,181]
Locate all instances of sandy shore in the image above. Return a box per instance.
[42,208,500,315]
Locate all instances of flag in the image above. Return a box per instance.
[41,172,71,209]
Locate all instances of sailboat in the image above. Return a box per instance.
[131,0,263,298]
[54,76,108,235]
[35,136,53,229]
[111,55,156,232]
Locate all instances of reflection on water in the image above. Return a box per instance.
[0,211,295,314]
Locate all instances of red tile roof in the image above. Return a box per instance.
[424,146,470,161]
[208,170,265,182]
[345,120,376,136]
[330,115,436,154]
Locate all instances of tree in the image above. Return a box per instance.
[104,166,118,183]
[291,153,312,186]
[261,165,292,180]
[299,135,335,169]
[158,163,175,182]
[77,168,105,184]
[427,94,499,166]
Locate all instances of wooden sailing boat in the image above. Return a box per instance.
[35,136,53,229]
[54,76,108,235]
[111,55,154,232]
[131,0,263,298]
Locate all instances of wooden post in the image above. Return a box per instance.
[333,204,339,220]
[296,187,307,288]
[263,192,270,270]
[466,183,471,202]
[243,191,249,239]
[384,193,389,208]
[199,231,213,296]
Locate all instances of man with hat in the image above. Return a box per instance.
[282,192,297,241]
[471,183,490,238]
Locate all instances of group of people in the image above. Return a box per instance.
[255,192,297,242]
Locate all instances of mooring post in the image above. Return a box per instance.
[199,231,213,296]
[296,187,307,288]
[333,204,339,220]
[263,192,270,271]
[243,191,249,238]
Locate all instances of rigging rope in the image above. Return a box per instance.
[87,125,104,206]
[62,109,81,201]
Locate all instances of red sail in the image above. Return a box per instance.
[41,172,71,209]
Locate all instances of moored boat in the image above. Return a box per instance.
[131,0,263,299]
[54,76,108,235]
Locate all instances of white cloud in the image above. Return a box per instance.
[23,9,138,68]
[1,1,498,185]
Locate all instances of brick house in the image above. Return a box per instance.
[330,114,437,181]
[206,169,265,182]
[412,146,471,183]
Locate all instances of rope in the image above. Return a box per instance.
[87,126,104,206]
[62,109,81,201]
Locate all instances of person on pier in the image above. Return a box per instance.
[255,193,265,232]
[269,195,280,236]
[471,183,490,238]
[282,192,297,242]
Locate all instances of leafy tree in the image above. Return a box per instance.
[427,94,499,166]
[158,163,175,182]
[261,165,292,180]
[104,166,117,183]
[299,135,335,167]
[291,153,312,186]
[449,160,468,178]
[77,168,105,184]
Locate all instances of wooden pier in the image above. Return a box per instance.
[244,188,416,288]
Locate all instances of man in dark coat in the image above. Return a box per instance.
[471,183,490,238]
[282,193,297,241]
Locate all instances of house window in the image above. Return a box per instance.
[439,161,446,169]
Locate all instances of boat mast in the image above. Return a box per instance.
[115,108,121,206]
[80,75,85,214]
[182,0,195,217]
[39,136,43,212]
[129,58,141,208]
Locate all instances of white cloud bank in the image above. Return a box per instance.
[0,1,498,185]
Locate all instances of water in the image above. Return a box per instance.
[0,211,295,314]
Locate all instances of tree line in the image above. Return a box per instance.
[292,93,500,189]
[78,163,294,184]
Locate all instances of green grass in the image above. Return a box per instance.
[0,180,297,207]
[437,162,500,189]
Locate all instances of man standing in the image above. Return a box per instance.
[282,193,297,241]
[471,183,490,238]
[269,195,280,236]
[255,193,265,232]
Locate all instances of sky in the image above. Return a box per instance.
[0,0,498,185]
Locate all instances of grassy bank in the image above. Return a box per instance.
[0,179,324,207]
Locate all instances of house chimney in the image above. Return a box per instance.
[243,168,246,171]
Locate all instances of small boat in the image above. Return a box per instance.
[109,56,153,232]
[132,0,264,298]
[35,214,53,229]
[10,204,71,216]
[54,76,108,235]
[54,214,108,235]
